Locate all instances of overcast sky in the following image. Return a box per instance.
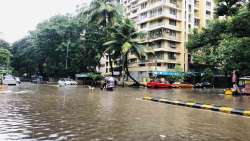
[0,0,90,43]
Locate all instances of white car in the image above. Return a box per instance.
[3,75,17,85]
[58,78,77,86]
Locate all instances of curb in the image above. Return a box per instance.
[143,96,250,117]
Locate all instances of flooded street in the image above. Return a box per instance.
[1,84,250,141]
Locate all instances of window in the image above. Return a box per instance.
[154,41,162,48]
[169,30,176,37]
[157,63,161,66]
[132,9,137,14]
[150,7,162,17]
[188,24,191,32]
[206,1,211,7]
[141,2,147,9]
[168,52,176,60]
[167,63,176,69]
[194,0,199,7]
[106,62,108,66]
[140,23,147,29]
[141,12,147,19]
[194,18,200,26]
[188,4,191,12]
[169,41,176,48]
[149,29,163,39]
[170,0,177,4]
[156,52,164,60]
[169,19,177,26]
[206,10,211,16]
[170,8,177,15]
[106,68,108,73]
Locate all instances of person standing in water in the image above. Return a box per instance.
[232,70,238,85]
[231,70,240,93]
[105,76,115,91]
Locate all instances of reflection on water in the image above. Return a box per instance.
[0,84,250,141]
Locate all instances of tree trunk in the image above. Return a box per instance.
[108,51,114,76]
[124,54,142,86]
[121,55,125,87]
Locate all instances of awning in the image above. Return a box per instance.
[153,71,182,76]
[75,73,89,78]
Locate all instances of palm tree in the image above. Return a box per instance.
[81,0,123,76]
[104,19,146,85]
[82,0,122,26]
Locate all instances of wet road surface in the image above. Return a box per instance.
[0,84,250,141]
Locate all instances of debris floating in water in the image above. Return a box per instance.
[160,135,166,139]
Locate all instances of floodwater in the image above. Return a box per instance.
[1,84,250,141]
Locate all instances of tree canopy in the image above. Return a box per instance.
[188,2,250,75]
[8,0,144,84]
[0,48,11,66]
[215,0,247,17]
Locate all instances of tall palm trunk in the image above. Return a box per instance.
[108,51,114,76]
[124,53,141,86]
[104,11,114,76]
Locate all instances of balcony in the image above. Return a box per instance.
[128,65,178,72]
[148,23,181,31]
[150,0,181,9]
[152,46,180,53]
[140,33,181,43]
[138,12,181,24]
[139,0,181,13]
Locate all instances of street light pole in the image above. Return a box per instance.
[65,39,70,70]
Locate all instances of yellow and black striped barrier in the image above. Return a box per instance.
[143,96,250,117]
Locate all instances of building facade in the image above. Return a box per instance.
[98,0,215,82]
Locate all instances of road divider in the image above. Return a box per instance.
[143,96,250,117]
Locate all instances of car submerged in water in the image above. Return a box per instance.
[58,78,77,86]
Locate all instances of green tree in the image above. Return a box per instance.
[11,14,102,78]
[217,37,250,75]
[215,0,247,17]
[82,0,122,26]
[30,15,86,78]
[11,37,38,76]
[104,19,146,85]
[188,3,250,75]
[0,48,12,68]
[187,20,228,68]
[81,0,122,76]
[0,39,11,50]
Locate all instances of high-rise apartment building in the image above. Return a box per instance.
[98,0,215,82]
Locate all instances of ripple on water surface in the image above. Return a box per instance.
[0,85,250,140]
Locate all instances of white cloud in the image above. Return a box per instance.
[0,0,90,43]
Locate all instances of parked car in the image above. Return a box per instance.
[194,82,212,88]
[31,75,43,84]
[3,75,17,85]
[58,78,77,86]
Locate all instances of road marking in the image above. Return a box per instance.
[143,96,250,117]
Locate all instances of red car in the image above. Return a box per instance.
[146,82,173,88]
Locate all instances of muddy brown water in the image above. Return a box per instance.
[1,83,250,141]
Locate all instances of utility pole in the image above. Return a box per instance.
[65,39,70,70]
